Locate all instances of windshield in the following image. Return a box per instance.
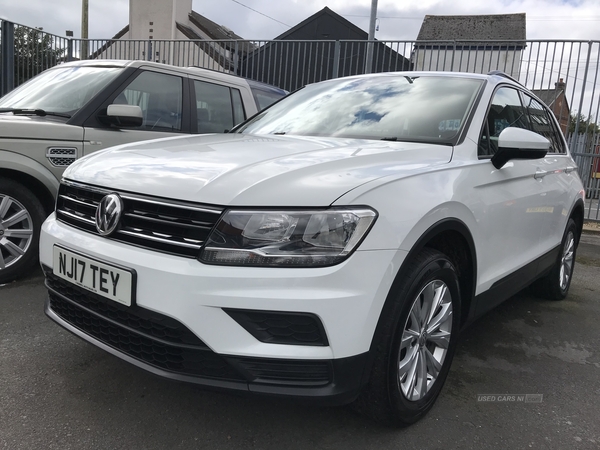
[237,75,484,143]
[0,65,124,116]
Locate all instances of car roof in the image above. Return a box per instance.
[52,59,271,89]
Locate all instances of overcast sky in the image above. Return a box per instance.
[1,0,599,42]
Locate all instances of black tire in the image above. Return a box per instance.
[530,218,579,301]
[0,178,46,284]
[353,248,461,426]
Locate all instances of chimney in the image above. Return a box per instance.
[555,78,566,91]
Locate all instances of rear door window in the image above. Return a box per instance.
[522,95,566,154]
[194,80,245,134]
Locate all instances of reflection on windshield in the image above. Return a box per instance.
[238,75,483,143]
[0,66,124,115]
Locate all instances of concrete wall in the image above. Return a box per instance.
[129,0,192,40]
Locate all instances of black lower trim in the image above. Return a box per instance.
[45,297,368,404]
[472,245,560,318]
[42,263,368,405]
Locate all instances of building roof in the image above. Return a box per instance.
[531,89,562,108]
[188,11,245,41]
[106,10,245,42]
[99,9,248,64]
[531,79,568,110]
[273,6,367,40]
[416,13,526,41]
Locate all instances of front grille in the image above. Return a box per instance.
[55,181,223,257]
[46,272,244,381]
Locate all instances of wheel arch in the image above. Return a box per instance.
[397,219,477,328]
[356,218,477,413]
[361,219,477,383]
[0,151,59,215]
[569,198,585,242]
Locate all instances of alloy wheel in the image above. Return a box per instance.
[0,194,34,270]
[559,230,575,291]
[397,279,453,401]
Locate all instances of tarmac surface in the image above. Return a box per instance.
[1,231,599,449]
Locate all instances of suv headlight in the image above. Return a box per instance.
[199,207,377,267]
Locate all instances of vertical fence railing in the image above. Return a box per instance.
[1,20,599,220]
[1,20,70,96]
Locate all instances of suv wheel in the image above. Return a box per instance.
[531,218,579,300]
[0,179,45,284]
[354,248,461,426]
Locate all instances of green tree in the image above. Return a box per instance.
[568,113,600,135]
[14,27,65,86]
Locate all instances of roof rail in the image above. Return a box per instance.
[487,70,525,87]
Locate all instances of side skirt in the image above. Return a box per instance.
[469,245,560,321]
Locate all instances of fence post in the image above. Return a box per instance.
[1,20,15,96]
[233,40,239,75]
[67,38,73,62]
[571,42,593,146]
[332,40,341,79]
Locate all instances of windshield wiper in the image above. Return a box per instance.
[0,108,71,118]
[381,137,398,141]
[273,131,286,135]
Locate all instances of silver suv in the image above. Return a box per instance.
[0,60,286,283]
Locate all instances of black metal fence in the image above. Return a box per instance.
[1,20,599,220]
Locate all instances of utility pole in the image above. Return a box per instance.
[81,0,89,59]
[364,0,378,74]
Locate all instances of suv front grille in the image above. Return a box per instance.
[55,181,223,257]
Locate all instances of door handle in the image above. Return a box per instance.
[534,169,548,179]
[565,166,576,173]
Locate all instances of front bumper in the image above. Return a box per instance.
[41,214,402,403]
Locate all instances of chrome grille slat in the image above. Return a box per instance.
[117,230,202,249]
[56,182,223,257]
[57,209,96,225]
[59,194,99,208]
[124,212,215,230]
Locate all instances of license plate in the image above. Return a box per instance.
[53,246,135,306]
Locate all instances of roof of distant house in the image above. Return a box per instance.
[99,10,248,64]
[416,13,526,41]
[107,10,245,41]
[273,6,368,40]
[531,80,568,109]
[188,11,245,41]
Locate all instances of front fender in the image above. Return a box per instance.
[0,149,60,199]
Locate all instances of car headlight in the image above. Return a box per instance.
[199,207,377,267]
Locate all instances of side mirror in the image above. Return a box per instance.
[491,127,550,169]
[105,104,143,128]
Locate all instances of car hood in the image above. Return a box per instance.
[64,133,453,206]
[0,114,82,141]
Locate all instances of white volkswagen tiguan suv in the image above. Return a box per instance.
[39,71,584,426]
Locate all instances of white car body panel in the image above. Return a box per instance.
[63,134,454,207]
[40,214,403,359]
